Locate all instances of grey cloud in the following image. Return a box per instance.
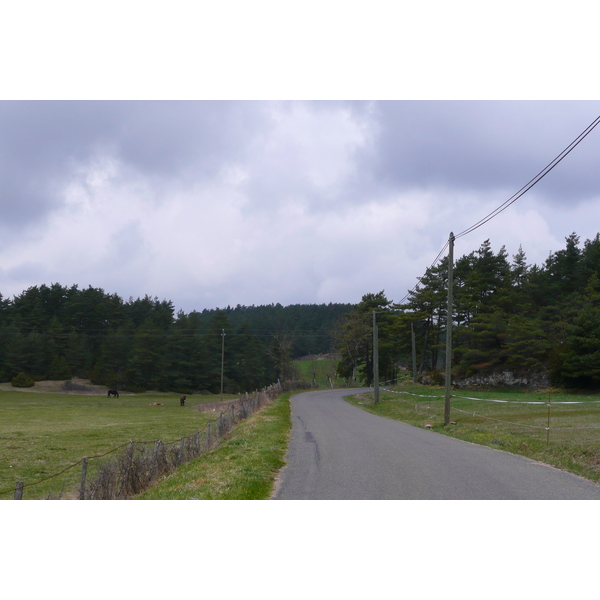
[0,101,272,227]
[366,101,600,204]
[5,261,49,284]
[2,100,600,312]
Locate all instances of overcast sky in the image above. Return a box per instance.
[1,100,599,312]
[5,2,599,583]
[2,3,599,315]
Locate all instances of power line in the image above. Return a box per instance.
[395,240,451,305]
[454,114,600,240]
[398,114,600,305]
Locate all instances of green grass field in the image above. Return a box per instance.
[346,381,600,484]
[10,368,600,500]
[293,356,339,387]
[0,389,239,500]
[136,391,292,500]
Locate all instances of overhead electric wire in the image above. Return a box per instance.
[396,240,450,305]
[397,114,600,305]
[454,114,600,240]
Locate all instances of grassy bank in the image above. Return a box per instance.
[136,392,292,500]
[346,382,600,484]
[0,389,238,499]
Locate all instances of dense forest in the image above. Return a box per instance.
[8,231,600,393]
[335,233,600,389]
[0,283,352,393]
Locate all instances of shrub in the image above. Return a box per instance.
[12,372,35,388]
[420,370,444,386]
[61,380,92,393]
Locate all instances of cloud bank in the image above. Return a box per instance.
[1,100,600,312]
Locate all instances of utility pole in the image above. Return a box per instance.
[411,322,417,383]
[444,232,455,426]
[220,328,226,402]
[373,310,379,404]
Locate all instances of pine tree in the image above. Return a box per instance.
[561,305,600,387]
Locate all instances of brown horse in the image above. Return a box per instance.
[180,395,186,406]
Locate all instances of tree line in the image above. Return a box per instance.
[334,233,600,389]
[0,283,353,393]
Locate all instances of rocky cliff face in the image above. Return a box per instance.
[452,370,550,389]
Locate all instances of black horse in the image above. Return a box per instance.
[108,389,119,398]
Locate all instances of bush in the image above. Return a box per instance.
[12,372,35,388]
[61,380,93,392]
[420,370,444,386]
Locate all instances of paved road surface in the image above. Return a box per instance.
[272,388,600,500]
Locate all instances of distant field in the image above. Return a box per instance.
[293,355,340,388]
[0,389,239,500]
[347,382,600,484]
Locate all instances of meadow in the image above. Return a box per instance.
[347,381,600,484]
[0,388,239,499]
[292,355,339,388]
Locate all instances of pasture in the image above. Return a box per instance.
[0,388,239,499]
[292,355,339,388]
[348,382,600,484]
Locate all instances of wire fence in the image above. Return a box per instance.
[8,382,282,500]
[378,386,600,446]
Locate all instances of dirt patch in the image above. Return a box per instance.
[0,378,109,395]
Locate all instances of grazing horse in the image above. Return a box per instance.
[180,395,186,406]
[107,389,119,398]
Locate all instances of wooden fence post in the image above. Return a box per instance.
[206,421,211,447]
[14,481,24,500]
[180,437,185,462]
[152,440,161,474]
[79,458,88,500]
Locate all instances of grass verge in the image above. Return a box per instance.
[346,382,600,484]
[135,392,292,500]
[293,357,338,388]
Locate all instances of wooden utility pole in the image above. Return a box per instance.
[220,329,226,402]
[411,322,417,383]
[373,310,379,404]
[444,232,455,426]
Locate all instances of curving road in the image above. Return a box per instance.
[272,388,600,500]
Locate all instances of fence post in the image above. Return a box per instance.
[79,458,88,500]
[14,481,24,500]
[206,421,211,447]
[180,437,185,462]
[152,440,161,474]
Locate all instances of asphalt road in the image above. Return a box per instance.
[272,388,600,500]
